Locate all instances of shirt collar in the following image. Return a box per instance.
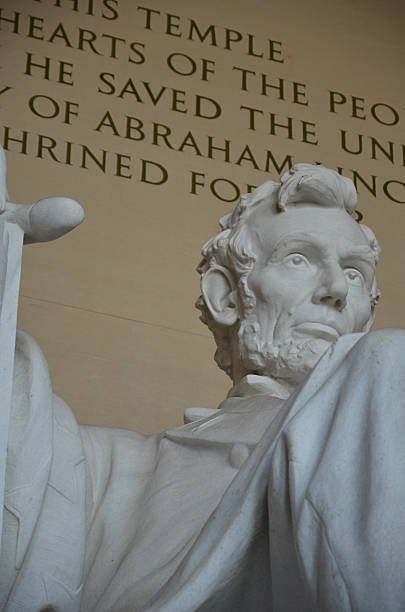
[221,374,291,407]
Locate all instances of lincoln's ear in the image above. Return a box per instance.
[201,266,239,326]
[362,279,380,333]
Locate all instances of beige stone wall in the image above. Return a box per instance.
[1,0,405,433]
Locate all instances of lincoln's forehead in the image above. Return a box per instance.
[248,204,370,253]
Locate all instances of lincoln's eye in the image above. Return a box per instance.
[292,255,304,265]
[344,268,364,286]
[283,253,310,268]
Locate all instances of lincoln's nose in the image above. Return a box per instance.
[312,264,348,311]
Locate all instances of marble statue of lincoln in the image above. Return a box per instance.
[0,151,404,612]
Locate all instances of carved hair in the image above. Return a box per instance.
[196,164,381,377]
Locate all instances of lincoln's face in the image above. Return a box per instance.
[241,204,376,382]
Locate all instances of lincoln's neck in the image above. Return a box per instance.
[230,346,295,401]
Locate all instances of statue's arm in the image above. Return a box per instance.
[0,146,85,506]
[0,147,87,608]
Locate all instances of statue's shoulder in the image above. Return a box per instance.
[345,328,405,355]
[15,328,51,380]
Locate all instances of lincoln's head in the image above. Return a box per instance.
[197,164,381,389]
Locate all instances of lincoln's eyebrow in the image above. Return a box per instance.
[268,234,376,269]
[339,245,376,267]
[269,233,327,259]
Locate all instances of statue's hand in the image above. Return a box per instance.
[0,146,84,244]
[1,198,85,244]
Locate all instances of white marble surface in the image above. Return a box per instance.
[1,157,404,612]
[0,146,84,559]
[0,220,23,552]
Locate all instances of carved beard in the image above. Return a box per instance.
[237,315,333,386]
